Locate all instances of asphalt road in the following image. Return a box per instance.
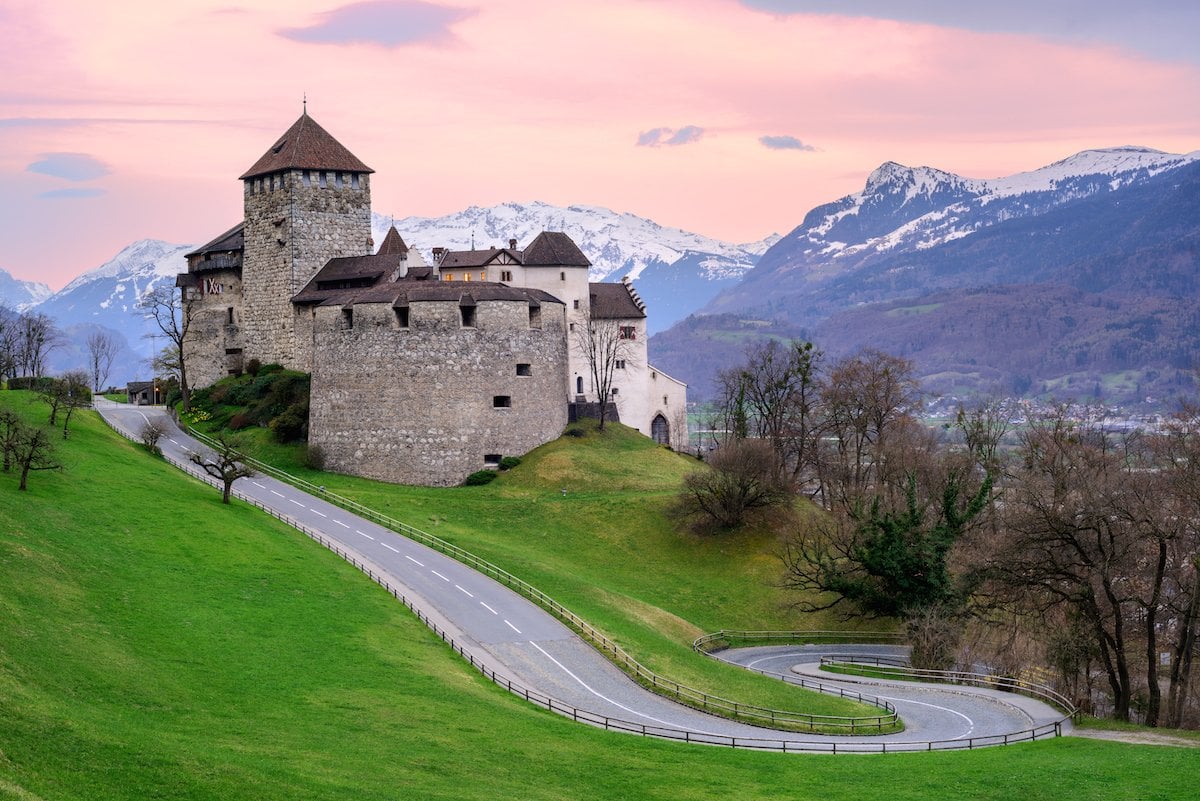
[95,400,1069,752]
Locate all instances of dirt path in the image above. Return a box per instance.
[1071,728,1199,747]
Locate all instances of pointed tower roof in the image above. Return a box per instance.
[377,226,409,256]
[239,112,374,180]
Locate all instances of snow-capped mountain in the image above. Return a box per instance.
[0,268,52,311]
[374,201,770,332]
[712,146,1199,315]
[31,239,193,385]
[654,146,1200,403]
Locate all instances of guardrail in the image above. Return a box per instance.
[91,405,1068,752]
[169,419,899,732]
[819,655,1078,718]
[695,630,905,652]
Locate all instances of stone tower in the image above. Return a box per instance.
[239,112,374,370]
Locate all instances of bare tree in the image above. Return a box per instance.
[140,419,166,456]
[189,434,255,503]
[86,330,121,393]
[675,438,792,533]
[138,285,195,411]
[572,308,638,432]
[14,423,61,491]
[0,305,20,384]
[57,370,92,438]
[818,349,922,508]
[16,312,62,378]
[0,408,21,471]
[714,340,824,489]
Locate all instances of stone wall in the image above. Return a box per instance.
[241,169,371,370]
[309,296,568,486]
[182,269,244,389]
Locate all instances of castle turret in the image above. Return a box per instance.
[239,111,374,370]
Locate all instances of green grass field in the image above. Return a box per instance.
[1,391,1197,799]
[190,416,898,724]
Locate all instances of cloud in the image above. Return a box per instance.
[280,1,477,47]
[636,125,705,147]
[737,1,1200,65]
[38,187,106,199]
[759,135,817,151]
[27,153,111,181]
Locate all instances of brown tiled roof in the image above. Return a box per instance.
[292,254,400,304]
[522,231,590,267]
[376,226,408,255]
[589,282,645,319]
[185,222,244,259]
[240,112,373,180]
[439,247,522,268]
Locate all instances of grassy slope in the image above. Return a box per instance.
[0,391,1196,800]
[203,418,889,720]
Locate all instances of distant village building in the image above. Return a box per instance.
[179,112,686,486]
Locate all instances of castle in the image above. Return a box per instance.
[178,112,687,486]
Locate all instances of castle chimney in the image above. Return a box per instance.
[509,238,517,250]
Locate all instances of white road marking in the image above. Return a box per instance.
[873,693,976,738]
[288,498,305,507]
[528,641,723,734]
[333,519,351,528]
[455,584,474,598]
[480,602,498,615]
[270,490,285,497]
[169,439,180,445]
[382,543,399,553]
[252,481,266,489]
[311,509,327,518]
[405,555,424,566]
[359,531,376,541]
[431,570,450,582]
[505,620,522,634]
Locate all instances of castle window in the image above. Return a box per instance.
[484,453,501,465]
[616,359,625,370]
[619,326,636,340]
[501,270,512,282]
[342,307,354,329]
[318,172,327,188]
[493,396,511,409]
[394,306,409,328]
[335,172,344,188]
[560,271,565,281]
[302,171,311,187]
[663,395,669,406]
[573,299,580,310]
[529,305,541,328]
[569,322,575,332]
[226,307,235,325]
[611,387,619,395]
[516,363,532,376]
[460,305,476,327]
[479,271,485,282]
[464,273,471,282]
[351,173,360,189]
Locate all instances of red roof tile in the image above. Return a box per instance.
[239,112,373,180]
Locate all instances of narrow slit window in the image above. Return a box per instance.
[461,305,476,327]
[343,308,354,329]
[529,305,541,328]
[395,307,409,328]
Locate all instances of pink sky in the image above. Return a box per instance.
[2,0,1198,290]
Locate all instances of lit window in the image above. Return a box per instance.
[479,271,485,281]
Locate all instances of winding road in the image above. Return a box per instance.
[96,400,1069,753]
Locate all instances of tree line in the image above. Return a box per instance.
[1,305,122,393]
[681,339,1200,727]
